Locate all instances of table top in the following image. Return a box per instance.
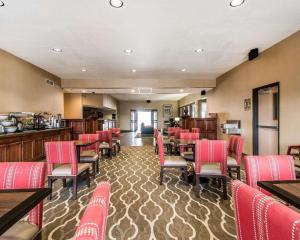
[74,140,98,147]
[257,180,300,209]
[0,188,51,235]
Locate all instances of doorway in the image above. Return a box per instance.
[130,109,158,132]
[253,82,279,155]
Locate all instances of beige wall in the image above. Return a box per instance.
[0,49,63,115]
[118,101,178,131]
[178,93,203,117]
[207,31,300,155]
[64,93,118,119]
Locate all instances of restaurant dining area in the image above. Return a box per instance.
[1,0,300,239]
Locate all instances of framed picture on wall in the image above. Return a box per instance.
[163,104,173,117]
[244,98,251,111]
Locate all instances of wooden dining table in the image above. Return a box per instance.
[74,140,99,162]
[0,188,51,235]
[257,180,300,209]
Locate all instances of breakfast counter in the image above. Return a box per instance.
[0,127,71,162]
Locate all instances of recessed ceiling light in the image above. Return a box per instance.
[82,90,86,93]
[51,48,62,53]
[110,0,123,8]
[132,69,137,73]
[195,48,204,53]
[180,89,184,93]
[81,68,87,72]
[230,0,245,7]
[124,49,133,54]
[131,89,135,93]
[181,68,186,72]
[0,1,5,7]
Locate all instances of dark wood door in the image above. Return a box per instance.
[0,145,7,162]
[22,140,35,162]
[34,138,44,160]
[6,142,22,162]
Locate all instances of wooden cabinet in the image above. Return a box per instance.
[7,142,22,162]
[64,118,101,140]
[181,116,218,140]
[0,128,71,162]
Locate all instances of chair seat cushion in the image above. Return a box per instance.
[164,156,187,167]
[0,221,39,240]
[227,156,238,166]
[180,151,194,161]
[193,162,222,175]
[50,163,90,176]
[100,142,115,148]
[80,150,99,162]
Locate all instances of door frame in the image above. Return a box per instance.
[252,82,280,155]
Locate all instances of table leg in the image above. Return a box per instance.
[76,146,81,162]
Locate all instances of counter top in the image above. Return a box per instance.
[0,127,71,139]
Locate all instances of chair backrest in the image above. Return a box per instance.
[78,134,100,154]
[0,162,46,229]
[232,180,300,240]
[180,132,199,140]
[194,140,228,175]
[245,155,296,195]
[228,135,244,165]
[192,128,200,133]
[175,129,189,139]
[157,135,165,166]
[96,130,113,147]
[154,128,159,139]
[168,127,180,137]
[110,128,120,138]
[45,141,78,175]
[74,181,111,240]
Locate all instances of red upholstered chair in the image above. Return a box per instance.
[157,135,188,185]
[194,140,228,199]
[109,128,121,153]
[79,134,100,178]
[179,132,199,161]
[0,162,46,239]
[174,129,189,140]
[232,180,300,240]
[154,128,159,154]
[227,135,244,180]
[191,128,200,133]
[245,155,296,195]
[45,141,90,199]
[167,127,180,138]
[97,130,116,159]
[74,182,111,240]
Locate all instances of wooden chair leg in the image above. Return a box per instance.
[109,149,113,159]
[92,162,96,179]
[222,177,228,200]
[48,177,53,200]
[237,167,241,180]
[72,176,78,200]
[160,167,164,185]
[62,179,67,188]
[184,167,188,185]
[228,167,233,178]
[194,174,200,198]
[86,170,90,188]
[96,159,100,173]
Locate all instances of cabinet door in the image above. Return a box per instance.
[22,140,35,162]
[35,138,44,160]
[52,135,60,141]
[206,132,217,140]
[6,142,22,162]
[0,145,7,162]
[206,120,217,131]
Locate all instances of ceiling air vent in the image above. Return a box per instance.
[46,79,54,86]
[138,88,152,94]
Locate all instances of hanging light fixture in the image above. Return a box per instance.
[110,0,123,8]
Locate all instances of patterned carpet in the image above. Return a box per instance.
[42,146,240,240]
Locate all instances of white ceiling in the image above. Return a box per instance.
[1,0,300,84]
[64,87,210,101]
[110,93,189,101]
